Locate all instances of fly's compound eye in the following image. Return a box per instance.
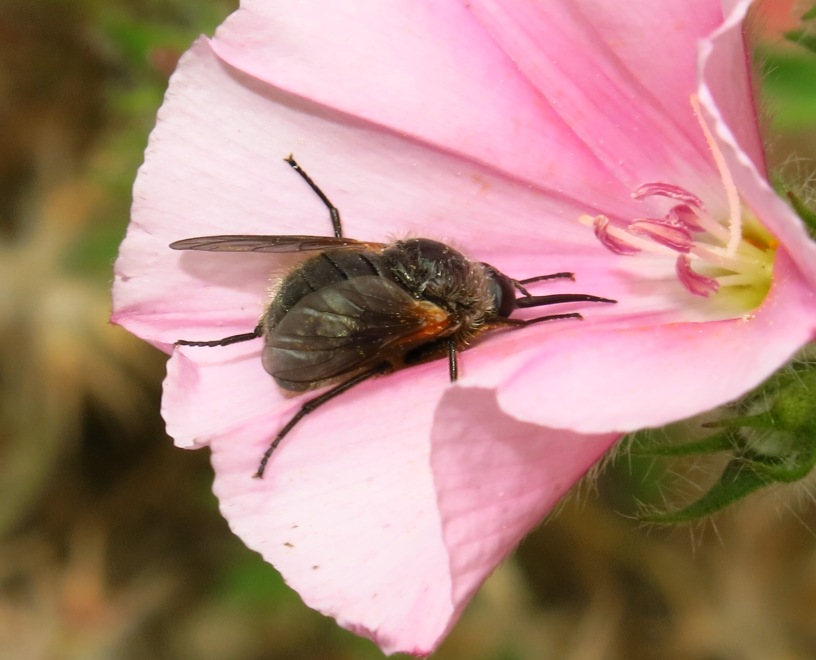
[481,263,517,318]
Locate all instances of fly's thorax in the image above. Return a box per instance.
[383,239,498,331]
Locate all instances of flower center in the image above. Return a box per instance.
[582,96,775,310]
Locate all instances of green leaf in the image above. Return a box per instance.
[748,444,816,483]
[639,460,773,524]
[700,412,777,432]
[630,431,735,457]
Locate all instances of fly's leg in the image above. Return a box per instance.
[176,323,263,347]
[254,364,390,478]
[447,339,458,382]
[491,312,584,328]
[512,272,575,297]
[284,155,343,238]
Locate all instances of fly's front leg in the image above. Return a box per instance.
[512,272,575,297]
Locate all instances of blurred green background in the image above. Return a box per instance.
[0,1,815,658]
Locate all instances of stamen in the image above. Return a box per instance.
[628,219,693,253]
[667,204,705,232]
[691,242,769,272]
[690,94,742,256]
[675,205,731,242]
[590,215,641,255]
[632,182,703,208]
[581,96,774,308]
[676,255,719,297]
[690,244,752,272]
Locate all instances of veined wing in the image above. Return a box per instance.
[170,234,386,253]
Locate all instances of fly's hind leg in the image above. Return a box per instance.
[254,364,390,478]
[284,155,344,238]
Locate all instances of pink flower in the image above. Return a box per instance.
[113,0,816,655]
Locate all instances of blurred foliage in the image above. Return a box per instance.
[755,0,816,215]
[783,1,816,55]
[758,46,816,130]
[0,1,814,659]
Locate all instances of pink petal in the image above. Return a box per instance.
[698,0,768,176]
[208,365,618,656]
[210,0,643,218]
[476,251,816,433]
[430,387,618,617]
[209,363,456,656]
[162,340,276,448]
[460,0,725,197]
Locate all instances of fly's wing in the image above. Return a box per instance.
[264,276,454,391]
[170,235,385,253]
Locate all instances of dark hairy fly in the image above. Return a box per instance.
[171,156,616,477]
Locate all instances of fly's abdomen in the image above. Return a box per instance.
[263,249,388,328]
